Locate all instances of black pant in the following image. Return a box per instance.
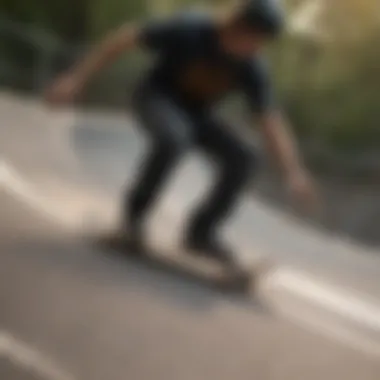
[126,85,258,240]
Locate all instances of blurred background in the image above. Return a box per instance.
[1,1,380,379]
[1,0,379,247]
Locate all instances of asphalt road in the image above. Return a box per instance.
[1,93,380,380]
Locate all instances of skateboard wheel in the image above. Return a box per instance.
[218,268,252,293]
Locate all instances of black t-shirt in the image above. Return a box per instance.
[139,12,275,114]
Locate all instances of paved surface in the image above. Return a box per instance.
[0,358,47,380]
[1,93,380,380]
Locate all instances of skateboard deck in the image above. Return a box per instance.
[94,232,271,294]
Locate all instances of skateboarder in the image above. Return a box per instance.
[46,0,317,264]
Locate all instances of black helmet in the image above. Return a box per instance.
[236,0,285,37]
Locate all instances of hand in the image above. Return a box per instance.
[44,73,84,107]
[286,168,320,215]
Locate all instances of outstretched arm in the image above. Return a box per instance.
[46,14,190,105]
[242,59,318,211]
[257,109,318,212]
[68,24,140,87]
[45,24,141,104]
[258,110,305,178]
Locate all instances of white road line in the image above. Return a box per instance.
[0,160,76,228]
[277,306,380,358]
[0,331,76,380]
[2,158,380,357]
[268,268,380,333]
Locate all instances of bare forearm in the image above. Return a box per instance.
[69,24,139,86]
[259,112,305,177]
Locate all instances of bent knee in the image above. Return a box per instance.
[230,145,260,177]
[155,132,193,159]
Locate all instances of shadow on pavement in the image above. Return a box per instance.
[5,235,274,319]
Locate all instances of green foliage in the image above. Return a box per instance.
[272,22,380,152]
[1,0,87,42]
[88,0,147,39]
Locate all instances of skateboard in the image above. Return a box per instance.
[94,232,271,294]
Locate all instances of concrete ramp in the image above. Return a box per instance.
[2,92,380,362]
[1,91,380,279]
